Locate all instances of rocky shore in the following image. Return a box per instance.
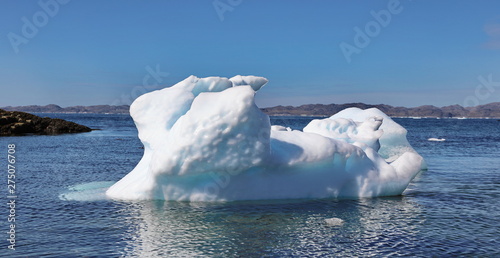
[0,109,92,136]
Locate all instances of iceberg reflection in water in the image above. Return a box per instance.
[117,197,423,257]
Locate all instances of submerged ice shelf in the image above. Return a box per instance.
[106,75,426,201]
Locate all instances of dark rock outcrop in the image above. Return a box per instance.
[0,109,92,136]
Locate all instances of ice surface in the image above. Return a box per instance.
[106,76,426,201]
[307,108,427,170]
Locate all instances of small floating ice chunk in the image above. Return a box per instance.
[325,217,344,226]
[428,138,446,142]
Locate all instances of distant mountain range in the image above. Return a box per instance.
[261,102,500,118]
[2,102,500,118]
[1,104,130,114]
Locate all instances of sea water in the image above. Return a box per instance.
[1,114,498,257]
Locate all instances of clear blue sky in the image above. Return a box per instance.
[1,0,499,108]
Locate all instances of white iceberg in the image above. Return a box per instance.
[106,75,426,201]
[428,138,445,142]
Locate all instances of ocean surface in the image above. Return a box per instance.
[1,114,499,257]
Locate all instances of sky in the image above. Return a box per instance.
[1,0,500,108]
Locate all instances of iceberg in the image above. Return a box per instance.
[106,75,426,201]
[428,138,445,142]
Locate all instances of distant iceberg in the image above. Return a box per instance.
[428,138,446,142]
[106,76,426,201]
